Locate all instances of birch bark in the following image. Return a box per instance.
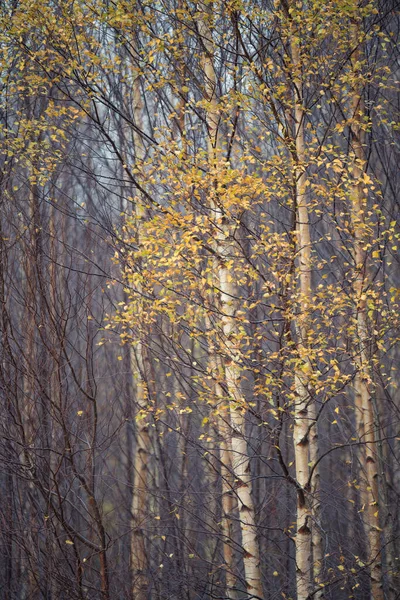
[349,27,383,600]
[291,27,313,600]
[129,65,151,600]
[199,5,264,596]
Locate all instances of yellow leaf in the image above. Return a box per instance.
[363,173,372,185]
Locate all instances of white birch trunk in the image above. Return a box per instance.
[309,403,323,599]
[207,333,237,597]
[349,37,383,596]
[291,28,313,600]
[219,266,263,598]
[129,66,151,600]
[199,5,264,596]
[130,345,151,600]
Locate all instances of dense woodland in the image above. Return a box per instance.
[0,0,399,598]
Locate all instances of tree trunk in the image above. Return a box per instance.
[126,59,152,600]
[130,345,151,600]
[349,21,383,600]
[309,403,323,599]
[217,260,264,598]
[198,5,264,596]
[291,25,313,600]
[207,321,237,598]
[219,415,237,598]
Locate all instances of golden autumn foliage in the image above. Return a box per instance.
[0,0,399,598]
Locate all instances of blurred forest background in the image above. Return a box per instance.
[0,0,399,599]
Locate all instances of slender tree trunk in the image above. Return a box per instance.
[219,416,237,598]
[130,344,151,600]
[349,30,383,599]
[291,26,313,600]
[0,223,14,600]
[375,379,398,600]
[218,260,264,599]
[199,5,264,596]
[309,403,323,599]
[129,63,151,600]
[206,321,237,597]
[22,182,41,600]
